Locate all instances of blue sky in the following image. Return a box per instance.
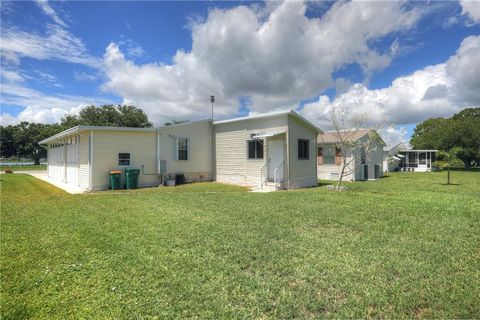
[1,1,479,146]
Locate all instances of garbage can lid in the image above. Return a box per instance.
[110,170,122,174]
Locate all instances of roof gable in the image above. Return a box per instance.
[318,129,386,146]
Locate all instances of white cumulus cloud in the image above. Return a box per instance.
[101,1,422,125]
[0,84,111,124]
[301,36,480,145]
[300,35,480,145]
[460,0,480,23]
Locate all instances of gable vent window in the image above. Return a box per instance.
[118,153,130,166]
[248,140,264,159]
[298,139,309,160]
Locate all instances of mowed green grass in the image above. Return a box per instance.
[0,165,47,171]
[1,172,479,319]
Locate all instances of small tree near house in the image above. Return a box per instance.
[319,106,384,190]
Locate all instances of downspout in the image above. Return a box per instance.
[47,143,50,177]
[314,129,318,186]
[77,132,80,186]
[286,116,291,189]
[89,130,93,191]
[156,129,160,185]
[63,138,67,182]
[211,120,215,181]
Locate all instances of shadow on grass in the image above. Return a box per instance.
[439,183,461,186]
[316,181,334,187]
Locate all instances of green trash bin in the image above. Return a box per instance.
[125,168,140,189]
[109,170,122,190]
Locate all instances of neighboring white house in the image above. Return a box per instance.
[39,110,322,191]
[317,129,386,181]
[383,143,437,172]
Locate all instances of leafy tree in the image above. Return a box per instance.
[448,109,480,169]
[59,114,81,129]
[434,148,464,185]
[0,125,17,158]
[60,105,153,128]
[411,107,480,169]
[410,118,450,150]
[4,122,63,165]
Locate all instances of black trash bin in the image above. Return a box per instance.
[175,173,185,185]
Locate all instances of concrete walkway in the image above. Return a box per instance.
[2,171,85,194]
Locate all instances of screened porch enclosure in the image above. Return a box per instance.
[399,150,436,172]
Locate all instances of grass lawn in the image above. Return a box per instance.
[0,165,47,171]
[1,172,479,318]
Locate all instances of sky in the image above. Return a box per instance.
[1,0,479,147]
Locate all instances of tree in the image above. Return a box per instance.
[411,107,480,169]
[0,125,17,158]
[60,105,153,128]
[434,148,464,185]
[410,118,450,150]
[320,106,384,190]
[448,109,480,169]
[7,122,63,165]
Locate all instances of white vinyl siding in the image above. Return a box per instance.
[158,121,212,181]
[78,133,90,189]
[91,131,157,190]
[287,115,318,189]
[215,115,288,186]
[354,135,384,180]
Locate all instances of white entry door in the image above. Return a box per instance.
[268,139,284,181]
[418,152,427,172]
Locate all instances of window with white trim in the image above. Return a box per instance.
[298,139,309,160]
[177,138,189,160]
[118,153,130,166]
[247,140,263,159]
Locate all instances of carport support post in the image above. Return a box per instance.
[63,138,67,183]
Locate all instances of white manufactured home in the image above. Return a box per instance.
[317,129,385,181]
[39,110,322,191]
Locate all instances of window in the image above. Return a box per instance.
[248,140,263,159]
[118,153,130,166]
[298,139,309,160]
[317,147,323,165]
[177,138,189,160]
[335,147,342,166]
[361,147,366,164]
[323,146,335,165]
